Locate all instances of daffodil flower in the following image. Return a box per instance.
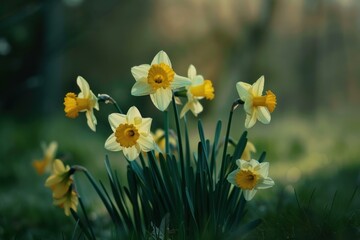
[105,106,156,161]
[45,159,74,199]
[227,159,274,201]
[180,65,215,118]
[153,128,177,157]
[131,51,191,111]
[32,141,58,175]
[53,188,79,216]
[241,141,256,161]
[236,76,277,128]
[64,76,99,131]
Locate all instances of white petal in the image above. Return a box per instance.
[131,79,153,96]
[53,159,65,173]
[252,76,264,96]
[180,102,191,118]
[138,117,152,133]
[104,133,122,151]
[131,64,150,81]
[77,76,90,97]
[109,113,126,131]
[257,107,271,124]
[245,113,257,128]
[138,135,155,152]
[151,50,172,67]
[227,169,239,186]
[256,177,275,189]
[193,75,204,86]
[188,65,196,80]
[90,91,99,110]
[127,106,142,124]
[171,74,191,89]
[190,100,203,116]
[85,110,97,132]
[123,146,140,161]
[243,189,257,201]
[239,159,252,169]
[236,82,251,100]
[258,162,270,178]
[150,88,172,111]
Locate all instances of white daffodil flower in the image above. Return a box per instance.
[236,76,276,128]
[131,51,191,111]
[227,159,275,201]
[63,76,99,131]
[180,65,214,118]
[105,106,156,161]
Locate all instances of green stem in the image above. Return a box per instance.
[97,94,123,114]
[164,110,170,155]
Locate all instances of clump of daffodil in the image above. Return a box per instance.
[45,159,77,216]
[241,141,256,161]
[180,65,215,118]
[32,141,58,175]
[64,76,99,131]
[227,159,274,201]
[105,106,156,161]
[236,76,277,128]
[131,51,191,111]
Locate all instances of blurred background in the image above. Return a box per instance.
[1,0,359,239]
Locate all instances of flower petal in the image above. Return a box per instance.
[123,146,140,161]
[180,102,191,118]
[243,189,257,201]
[86,110,97,132]
[171,75,191,89]
[252,76,264,96]
[150,88,172,111]
[131,79,153,96]
[151,51,172,67]
[227,169,239,186]
[188,65,197,80]
[138,135,155,152]
[127,106,142,124]
[256,177,275,189]
[190,99,203,116]
[104,133,122,151]
[109,113,126,131]
[77,76,90,97]
[138,117,152,133]
[236,82,252,100]
[257,106,271,124]
[245,112,257,128]
[258,162,270,178]
[131,64,150,81]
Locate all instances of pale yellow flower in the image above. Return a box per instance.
[153,129,177,156]
[236,76,277,128]
[131,51,191,111]
[180,65,215,118]
[45,159,74,199]
[227,159,274,201]
[64,76,99,131]
[53,188,79,216]
[241,141,256,161]
[105,106,156,161]
[32,141,58,175]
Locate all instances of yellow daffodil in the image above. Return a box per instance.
[241,141,256,161]
[64,76,99,131]
[105,106,156,161]
[180,65,215,118]
[32,141,58,175]
[236,76,277,128]
[53,188,79,216]
[227,159,274,201]
[153,129,177,157]
[45,159,74,199]
[131,51,191,111]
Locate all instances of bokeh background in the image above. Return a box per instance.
[1,0,359,239]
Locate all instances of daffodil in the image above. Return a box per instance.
[236,76,277,128]
[53,188,79,216]
[64,76,99,131]
[131,51,191,111]
[227,159,274,201]
[180,65,215,118]
[153,129,177,157]
[241,141,256,161]
[45,159,74,199]
[32,141,58,175]
[105,106,156,161]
